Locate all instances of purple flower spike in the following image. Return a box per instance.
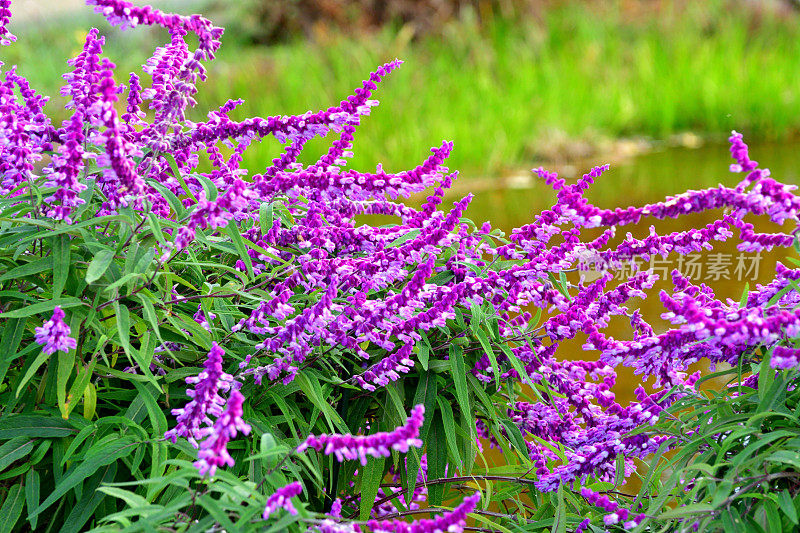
[298,405,424,466]
[164,342,234,446]
[0,0,15,45]
[194,388,251,477]
[34,306,77,355]
[262,481,303,520]
[367,491,480,533]
[772,346,800,370]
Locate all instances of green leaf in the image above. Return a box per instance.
[136,294,166,346]
[738,282,750,309]
[52,234,70,298]
[0,437,34,472]
[25,470,39,530]
[0,415,76,438]
[85,249,115,284]
[57,337,76,419]
[386,229,421,248]
[113,301,132,359]
[437,397,462,469]
[0,256,52,283]
[0,483,24,533]
[15,350,51,397]
[448,343,475,469]
[406,371,437,504]
[359,455,385,520]
[474,327,499,390]
[498,343,533,385]
[28,437,138,519]
[162,152,197,203]
[449,344,472,425]
[766,450,800,470]
[778,490,799,525]
[259,202,274,235]
[550,484,566,533]
[0,317,27,385]
[499,419,527,458]
[427,413,447,506]
[63,359,96,420]
[59,463,117,533]
[659,503,714,519]
[0,297,84,319]
[223,219,254,280]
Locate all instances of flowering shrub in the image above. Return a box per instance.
[1,1,800,532]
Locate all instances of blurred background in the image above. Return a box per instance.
[7,0,800,195]
[6,1,800,395]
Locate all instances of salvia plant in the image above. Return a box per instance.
[1,1,800,532]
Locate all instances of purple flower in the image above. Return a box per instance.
[262,481,303,520]
[771,346,800,370]
[0,0,15,46]
[366,492,479,533]
[34,306,77,355]
[194,388,251,476]
[165,342,233,446]
[298,405,424,466]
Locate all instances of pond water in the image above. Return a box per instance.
[434,141,800,404]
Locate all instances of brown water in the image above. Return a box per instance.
[445,141,800,403]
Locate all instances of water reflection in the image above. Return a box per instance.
[432,142,800,403]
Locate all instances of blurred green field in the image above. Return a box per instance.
[6,1,800,177]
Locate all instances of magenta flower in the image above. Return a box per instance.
[194,388,251,476]
[0,0,15,46]
[164,342,233,446]
[298,405,424,466]
[34,306,77,355]
[262,481,303,520]
[771,346,800,370]
[366,492,480,533]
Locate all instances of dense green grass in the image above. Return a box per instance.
[7,1,800,177]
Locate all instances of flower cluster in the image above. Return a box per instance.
[298,405,425,465]
[164,342,235,448]
[34,306,77,355]
[263,482,303,520]
[367,492,480,533]
[579,488,645,530]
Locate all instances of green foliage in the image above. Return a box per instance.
[618,354,800,533]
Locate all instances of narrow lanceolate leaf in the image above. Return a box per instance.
[0,256,52,283]
[427,413,448,506]
[0,414,76,438]
[28,437,138,519]
[448,343,475,470]
[449,344,471,423]
[550,484,566,533]
[778,489,799,525]
[437,397,462,469]
[0,483,24,533]
[59,463,117,533]
[0,317,27,385]
[25,470,39,530]
[52,234,69,298]
[474,327,500,390]
[85,248,115,284]
[113,302,132,359]
[359,455,386,520]
[224,219,254,280]
[405,370,438,504]
[0,437,34,472]
[57,341,76,420]
[0,297,83,319]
